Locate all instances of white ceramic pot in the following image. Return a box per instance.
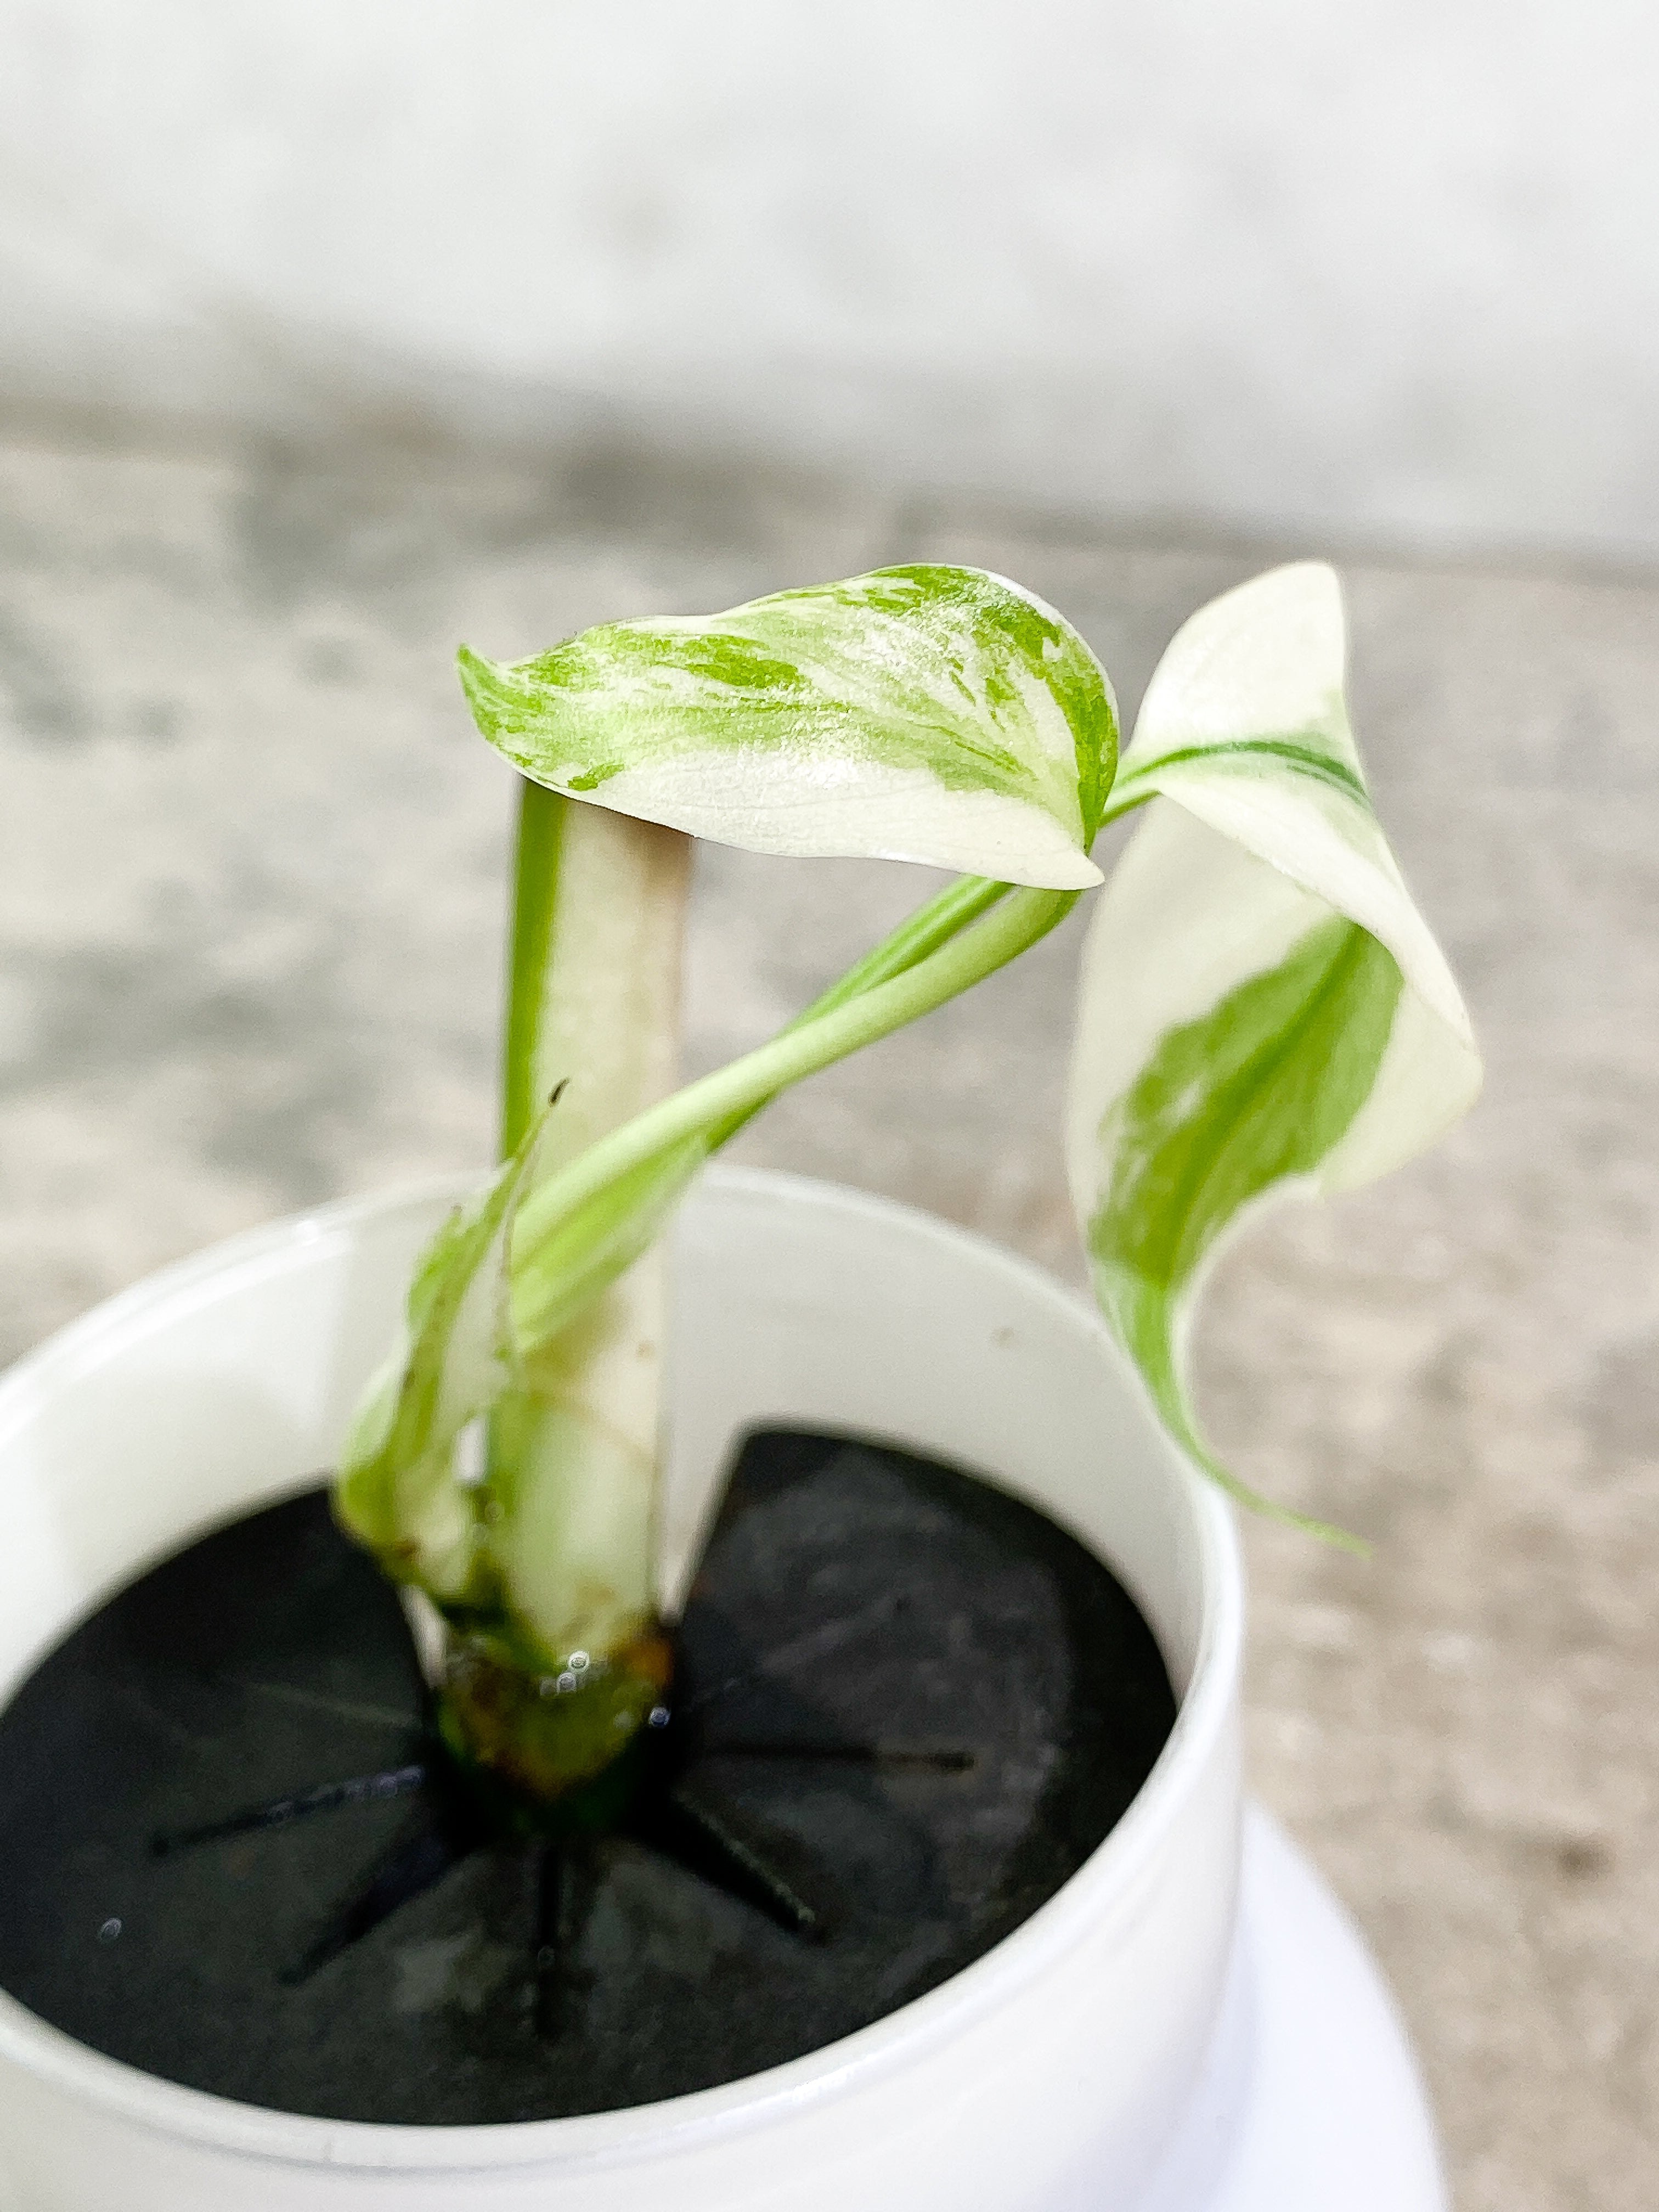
[0,1170,1443,2212]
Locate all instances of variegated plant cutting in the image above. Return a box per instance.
[335,562,1480,1810]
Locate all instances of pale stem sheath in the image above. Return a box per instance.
[489,782,691,1662]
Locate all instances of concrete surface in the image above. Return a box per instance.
[1,424,1654,2207]
[5,2,1659,559]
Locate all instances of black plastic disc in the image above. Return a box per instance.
[0,1429,1174,2123]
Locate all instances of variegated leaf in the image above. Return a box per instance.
[1068,565,1481,1530]
[458,565,1118,890]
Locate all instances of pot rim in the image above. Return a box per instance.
[0,1167,1243,2175]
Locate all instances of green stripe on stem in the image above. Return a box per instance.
[501,780,568,1160]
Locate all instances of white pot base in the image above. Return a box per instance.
[0,1809,1444,2212]
[0,1811,1440,2212]
[1141,1806,1443,2212]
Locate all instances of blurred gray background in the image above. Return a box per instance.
[6,0,1659,561]
[2,7,1655,2207]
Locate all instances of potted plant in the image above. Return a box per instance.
[0,561,1477,2210]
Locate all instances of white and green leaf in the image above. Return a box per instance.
[458,565,1118,890]
[1068,564,1481,1534]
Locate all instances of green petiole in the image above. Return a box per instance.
[510,882,1073,1282]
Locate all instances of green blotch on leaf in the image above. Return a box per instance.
[1118,732,1368,808]
[1089,914,1402,1543]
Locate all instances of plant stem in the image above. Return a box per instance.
[706,872,1012,1154]
[791,873,1011,1023]
[501,778,568,1159]
[462,788,692,1691]
[402,811,1075,1807]
[500,781,692,1167]
[512,883,1079,1261]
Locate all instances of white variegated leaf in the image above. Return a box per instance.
[458,565,1118,890]
[1068,565,1481,1532]
[1106,562,1472,1076]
